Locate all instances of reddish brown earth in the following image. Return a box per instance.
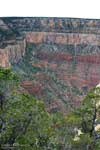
[0,17,100,112]
[22,31,100,112]
[26,32,100,45]
[20,49,100,112]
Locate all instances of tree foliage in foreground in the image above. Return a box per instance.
[0,68,71,150]
[0,67,100,150]
[68,87,100,150]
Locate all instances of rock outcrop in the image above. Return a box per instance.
[0,39,26,67]
[7,39,26,64]
[0,48,10,67]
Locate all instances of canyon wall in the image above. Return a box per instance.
[0,39,26,67]
[0,48,10,67]
[26,32,100,45]
[0,17,100,112]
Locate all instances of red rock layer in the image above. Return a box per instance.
[26,32,100,45]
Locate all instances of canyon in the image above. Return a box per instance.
[0,17,100,112]
[0,39,26,67]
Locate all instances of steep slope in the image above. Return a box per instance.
[0,17,100,112]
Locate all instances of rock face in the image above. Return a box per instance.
[7,39,26,64]
[0,48,10,67]
[0,17,100,112]
[0,39,26,67]
[26,32,100,45]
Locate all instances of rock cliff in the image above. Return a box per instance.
[0,39,26,67]
[0,17,100,112]
[0,48,10,67]
[26,32,100,45]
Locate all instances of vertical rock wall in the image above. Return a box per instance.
[0,39,26,67]
[0,48,10,67]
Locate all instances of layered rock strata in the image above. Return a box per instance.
[0,39,26,67]
[0,17,100,112]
